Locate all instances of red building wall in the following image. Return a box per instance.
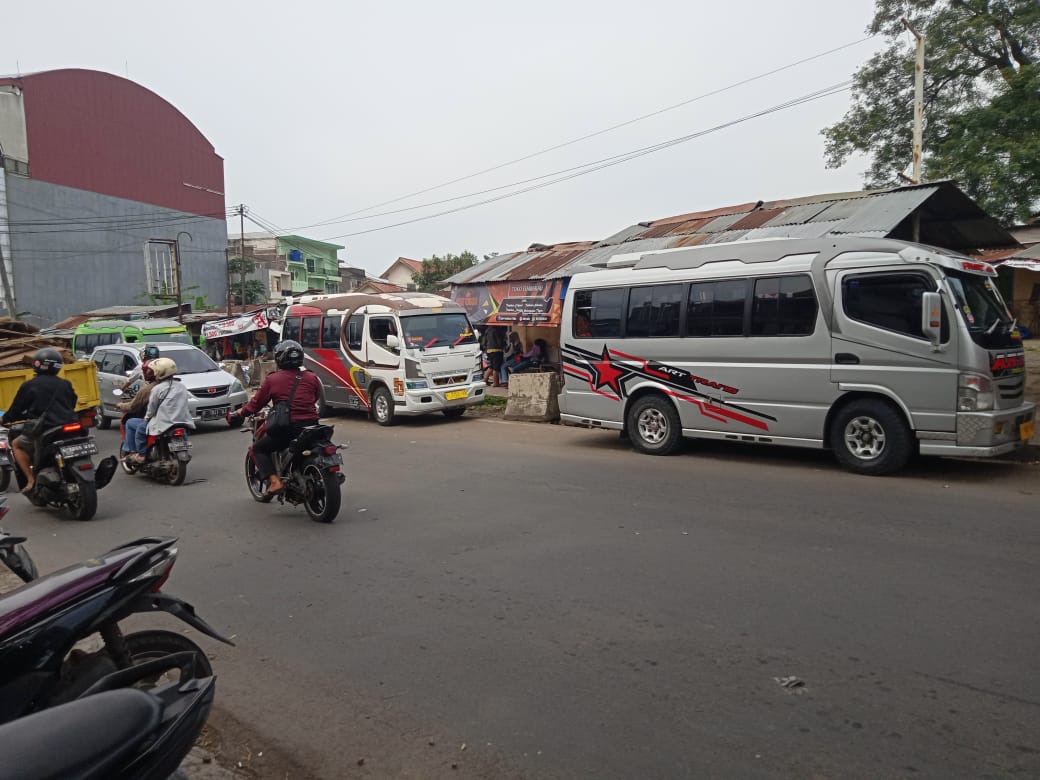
[0,69,224,217]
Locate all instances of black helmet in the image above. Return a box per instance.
[140,344,161,361]
[32,347,64,375]
[274,340,304,369]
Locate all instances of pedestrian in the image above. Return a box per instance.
[483,326,506,387]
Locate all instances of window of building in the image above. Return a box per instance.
[346,314,364,351]
[626,284,683,338]
[750,275,817,336]
[306,258,315,273]
[573,288,626,338]
[842,272,934,339]
[688,280,748,336]
[300,316,322,348]
[322,316,340,348]
[145,241,178,298]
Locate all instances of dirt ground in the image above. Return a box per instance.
[1026,340,1040,442]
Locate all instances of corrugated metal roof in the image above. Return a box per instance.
[762,201,834,227]
[696,211,750,234]
[1011,243,1040,260]
[728,207,785,231]
[442,252,521,284]
[829,187,937,233]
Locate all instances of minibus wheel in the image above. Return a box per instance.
[829,399,912,476]
[372,386,397,426]
[626,395,681,455]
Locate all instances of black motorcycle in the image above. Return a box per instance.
[0,428,13,493]
[0,535,233,724]
[0,657,215,780]
[5,416,116,522]
[243,407,345,523]
[114,389,193,486]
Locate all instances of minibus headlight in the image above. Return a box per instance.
[958,373,994,411]
[406,380,429,390]
[471,371,484,382]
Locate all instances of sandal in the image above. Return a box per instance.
[20,485,34,495]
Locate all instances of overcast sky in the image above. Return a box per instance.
[7,0,884,275]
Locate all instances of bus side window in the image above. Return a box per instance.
[346,314,364,351]
[321,316,341,349]
[301,316,321,348]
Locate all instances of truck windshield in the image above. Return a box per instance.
[945,270,1017,348]
[401,314,477,350]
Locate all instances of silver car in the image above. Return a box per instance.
[92,342,249,428]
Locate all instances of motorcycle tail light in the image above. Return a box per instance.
[151,559,176,593]
[77,463,92,471]
[329,465,341,473]
[323,445,337,455]
[172,428,186,437]
[62,422,83,433]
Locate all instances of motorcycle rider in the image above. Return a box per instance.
[0,348,78,494]
[227,340,320,497]
[117,360,156,421]
[124,357,195,465]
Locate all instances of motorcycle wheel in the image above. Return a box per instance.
[165,457,188,487]
[119,446,138,475]
[244,452,273,503]
[303,464,341,523]
[68,482,97,521]
[0,467,10,493]
[123,629,214,688]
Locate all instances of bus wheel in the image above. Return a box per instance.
[626,395,681,455]
[372,387,397,426]
[829,399,911,476]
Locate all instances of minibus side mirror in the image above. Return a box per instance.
[921,292,942,348]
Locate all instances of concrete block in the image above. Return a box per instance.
[504,372,560,422]
[258,360,277,384]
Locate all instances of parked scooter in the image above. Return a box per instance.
[242,406,345,523]
[3,411,117,521]
[0,427,12,493]
[0,534,232,724]
[0,657,215,780]
[114,388,193,486]
[0,497,37,584]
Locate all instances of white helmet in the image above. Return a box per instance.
[150,357,177,380]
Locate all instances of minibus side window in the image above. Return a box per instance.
[626,284,683,338]
[282,317,301,342]
[842,273,934,339]
[346,315,364,351]
[751,275,817,336]
[574,288,625,338]
[301,316,321,348]
[321,316,341,348]
[688,280,747,336]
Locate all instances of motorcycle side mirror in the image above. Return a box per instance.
[112,388,123,397]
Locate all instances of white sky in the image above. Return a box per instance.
[6,0,884,275]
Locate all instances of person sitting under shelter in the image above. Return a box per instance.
[504,338,547,379]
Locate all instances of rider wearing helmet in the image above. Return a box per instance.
[116,360,156,420]
[124,357,195,464]
[0,348,78,494]
[228,340,321,496]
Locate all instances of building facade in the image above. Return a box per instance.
[0,69,228,326]
[228,232,345,300]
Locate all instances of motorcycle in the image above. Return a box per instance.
[242,407,345,523]
[0,657,215,780]
[0,427,12,492]
[0,534,233,724]
[114,388,193,486]
[4,410,117,522]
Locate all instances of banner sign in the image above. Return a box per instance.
[202,310,271,340]
[451,280,563,327]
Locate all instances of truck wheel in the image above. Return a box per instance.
[829,399,912,476]
[372,387,396,426]
[626,395,682,455]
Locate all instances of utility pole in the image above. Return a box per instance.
[174,231,192,324]
[225,247,232,316]
[239,204,247,311]
[0,242,16,321]
[902,18,925,242]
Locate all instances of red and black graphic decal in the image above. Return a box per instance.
[990,350,1025,378]
[560,343,775,431]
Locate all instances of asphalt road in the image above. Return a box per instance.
[6,413,1040,779]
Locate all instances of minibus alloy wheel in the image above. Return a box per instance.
[829,398,912,476]
[626,394,682,455]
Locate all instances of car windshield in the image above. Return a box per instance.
[945,270,1017,348]
[165,348,220,374]
[400,314,477,350]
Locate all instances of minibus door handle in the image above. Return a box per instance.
[834,353,860,365]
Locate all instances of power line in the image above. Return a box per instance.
[295,36,874,232]
[316,80,853,241]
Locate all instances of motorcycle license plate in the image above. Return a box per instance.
[60,441,98,458]
[1021,420,1035,441]
[169,439,191,452]
[445,390,467,401]
[200,406,229,421]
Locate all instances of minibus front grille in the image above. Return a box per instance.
[432,374,469,387]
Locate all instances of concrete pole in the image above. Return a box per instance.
[903,18,925,186]
[239,204,247,310]
[0,241,16,320]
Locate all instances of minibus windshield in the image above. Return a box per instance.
[946,270,1017,348]
[401,313,477,350]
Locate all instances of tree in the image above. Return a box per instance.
[822,0,1040,223]
[232,280,267,306]
[412,251,477,292]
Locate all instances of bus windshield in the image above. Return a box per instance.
[400,314,477,350]
[945,270,1017,349]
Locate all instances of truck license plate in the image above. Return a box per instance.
[445,390,467,401]
[200,406,229,421]
[1020,421,1035,441]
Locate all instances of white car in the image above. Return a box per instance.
[91,342,249,428]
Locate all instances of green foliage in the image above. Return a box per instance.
[232,280,267,306]
[412,251,478,292]
[227,255,256,275]
[823,0,1040,222]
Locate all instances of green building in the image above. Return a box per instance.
[281,235,344,294]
